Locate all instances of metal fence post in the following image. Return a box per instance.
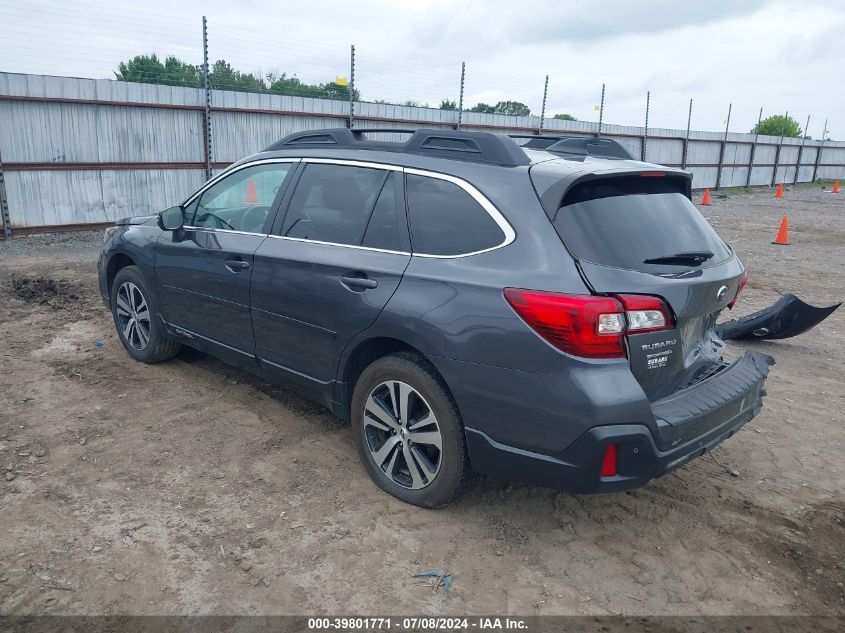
[641,91,650,161]
[771,110,788,187]
[538,74,549,135]
[457,62,465,130]
[0,152,11,239]
[682,98,692,169]
[597,83,605,136]
[202,16,212,181]
[715,103,731,190]
[746,107,762,188]
[794,114,810,184]
[812,118,828,183]
[348,45,356,129]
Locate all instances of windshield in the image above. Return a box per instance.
[551,178,732,273]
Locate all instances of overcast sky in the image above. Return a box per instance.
[2,0,843,138]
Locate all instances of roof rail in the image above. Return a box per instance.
[264,128,530,167]
[510,134,634,160]
[509,134,570,150]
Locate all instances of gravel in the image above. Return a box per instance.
[0,230,104,258]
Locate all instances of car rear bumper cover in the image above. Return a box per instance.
[465,350,774,493]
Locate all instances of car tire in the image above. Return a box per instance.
[110,265,180,363]
[351,352,472,507]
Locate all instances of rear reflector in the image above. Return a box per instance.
[503,289,625,359]
[728,269,748,309]
[600,444,618,477]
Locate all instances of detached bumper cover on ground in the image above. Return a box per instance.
[716,293,841,341]
[467,351,775,493]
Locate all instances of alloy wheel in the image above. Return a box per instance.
[363,380,443,490]
[115,281,151,351]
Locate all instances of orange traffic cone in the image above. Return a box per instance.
[833,180,840,193]
[700,188,711,206]
[242,177,258,204]
[772,216,790,245]
[775,183,783,199]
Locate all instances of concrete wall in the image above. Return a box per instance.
[2,71,844,230]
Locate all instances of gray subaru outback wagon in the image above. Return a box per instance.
[98,128,773,507]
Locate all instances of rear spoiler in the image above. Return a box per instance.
[535,170,693,220]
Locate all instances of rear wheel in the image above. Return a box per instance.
[110,265,180,363]
[351,353,471,507]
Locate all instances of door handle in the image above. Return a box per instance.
[225,259,250,271]
[341,275,378,289]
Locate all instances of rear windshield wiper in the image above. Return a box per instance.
[643,251,714,266]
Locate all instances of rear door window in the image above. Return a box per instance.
[406,174,505,256]
[362,173,408,252]
[281,163,389,246]
[551,176,732,272]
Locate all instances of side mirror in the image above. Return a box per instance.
[158,206,184,231]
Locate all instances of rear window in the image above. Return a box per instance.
[552,176,732,272]
[406,174,505,256]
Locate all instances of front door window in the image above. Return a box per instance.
[187,163,294,233]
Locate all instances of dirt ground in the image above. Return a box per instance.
[0,185,843,616]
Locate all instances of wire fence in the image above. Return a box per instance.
[5,0,833,137]
[1,0,844,236]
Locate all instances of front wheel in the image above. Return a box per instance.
[110,265,180,363]
[351,353,471,507]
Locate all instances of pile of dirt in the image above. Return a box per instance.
[5,272,93,312]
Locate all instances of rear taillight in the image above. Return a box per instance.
[504,289,675,359]
[617,294,674,333]
[503,289,625,359]
[728,269,748,309]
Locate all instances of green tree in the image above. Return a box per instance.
[469,101,531,116]
[209,60,266,93]
[116,54,361,100]
[469,102,496,113]
[267,72,322,98]
[163,56,200,87]
[320,80,360,101]
[751,114,803,138]
[115,54,200,87]
[266,73,359,100]
[494,100,531,116]
[439,99,457,110]
[115,54,167,84]
[553,113,577,121]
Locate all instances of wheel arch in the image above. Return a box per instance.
[335,336,454,422]
[106,251,138,295]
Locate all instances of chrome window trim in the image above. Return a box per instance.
[265,233,410,256]
[177,156,516,258]
[182,226,268,237]
[404,167,516,259]
[181,157,301,208]
[301,157,404,172]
